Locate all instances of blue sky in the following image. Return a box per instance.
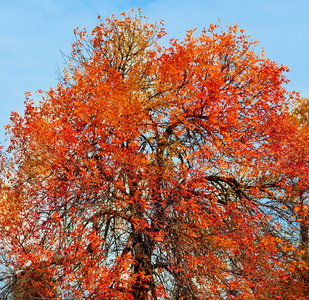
[1,0,308,142]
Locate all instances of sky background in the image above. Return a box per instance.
[1,0,308,143]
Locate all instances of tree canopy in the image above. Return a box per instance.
[0,10,308,300]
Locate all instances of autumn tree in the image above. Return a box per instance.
[0,10,303,299]
[260,96,309,297]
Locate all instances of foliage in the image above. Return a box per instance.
[262,97,309,297]
[0,9,306,299]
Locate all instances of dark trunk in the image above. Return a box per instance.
[131,229,155,299]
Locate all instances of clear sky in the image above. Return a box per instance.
[1,0,308,143]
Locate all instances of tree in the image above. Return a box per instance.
[0,10,302,299]
[262,96,309,297]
